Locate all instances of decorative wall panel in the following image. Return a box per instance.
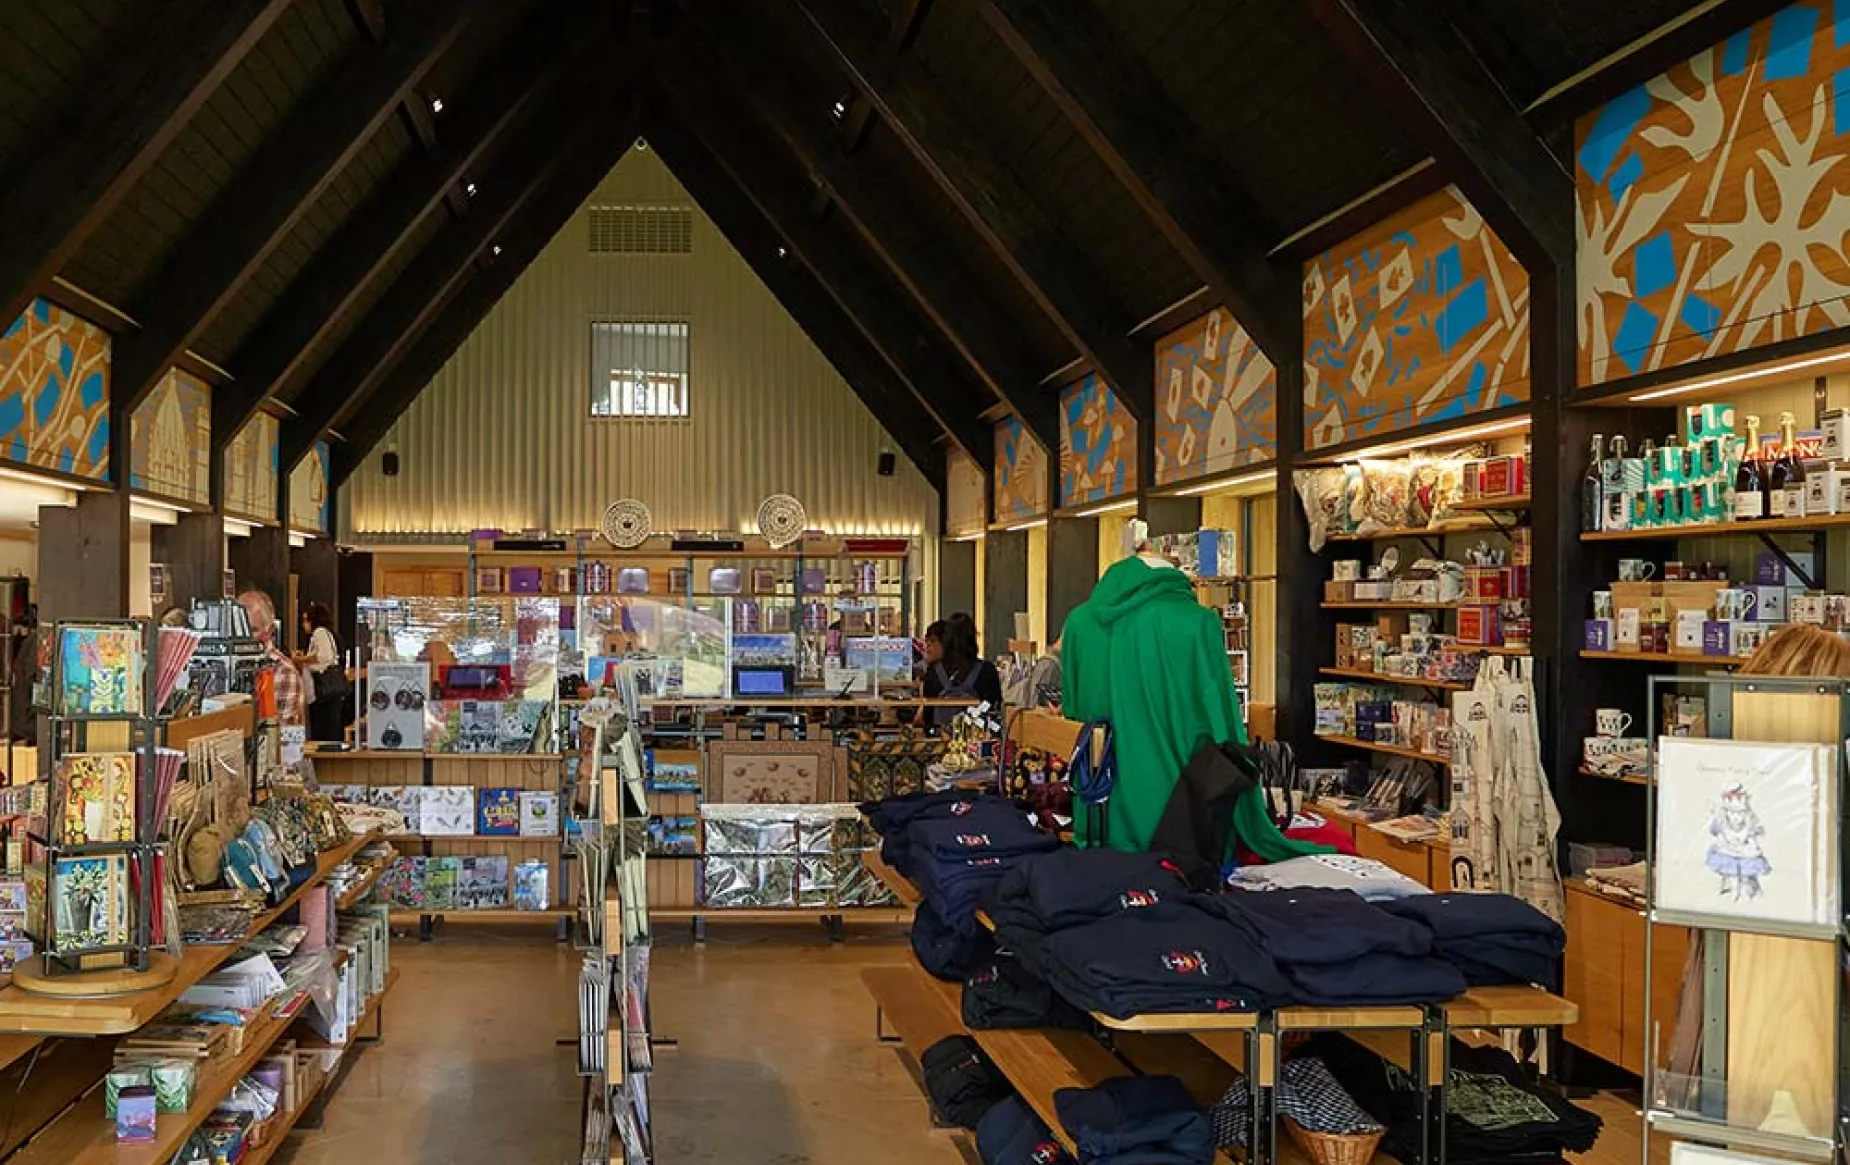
[343,148,937,538]
[290,439,330,535]
[1058,373,1136,506]
[1153,306,1276,485]
[0,299,110,481]
[1302,186,1531,450]
[224,412,280,523]
[944,448,987,536]
[130,368,209,505]
[993,415,1050,523]
[1577,1,1850,384]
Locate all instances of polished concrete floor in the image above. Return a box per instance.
[276,921,1643,1165]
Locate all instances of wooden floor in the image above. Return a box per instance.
[272,922,1648,1165]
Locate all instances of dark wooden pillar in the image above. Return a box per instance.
[151,511,226,616]
[337,549,373,651]
[938,538,977,624]
[292,538,339,620]
[1046,515,1098,645]
[983,529,1028,657]
[229,527,291,617]
[38,492,130,621]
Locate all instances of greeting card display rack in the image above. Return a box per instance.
[20,619,171,993]
[1641,673,1849,1165]
[574,696,656,1165]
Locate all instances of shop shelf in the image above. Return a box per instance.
[1319,667,1471,691]
[1320,601,1460,610]
[1316,733,1451,767]
[1579,649,1726,663]
[1452,495,1531,511]
[1580,512,1850,541]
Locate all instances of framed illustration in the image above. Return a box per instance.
[708,740,834,805]
[709,567,741,595]
[617,567,650,594]
[1655,736,1838,929]
[55,624,145,717]
[750,566,777,594]
[475,567,505,596]
[668,567,689,594]
[552,566,577,595]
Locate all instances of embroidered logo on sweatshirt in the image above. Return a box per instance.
[1119,888,1161,909]
[955,834,991,847]
[1030,1143,1064,1164]
[969,966,1000,986]
[1161,949,1209,975]
[950,801,975,816]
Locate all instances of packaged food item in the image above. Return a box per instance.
[1356,460,1412,532]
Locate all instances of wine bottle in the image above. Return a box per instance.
[1734,415,1765,521]
[1782,411,1808,518]
[1583,434,1605,532]
[1768,412,1794,517]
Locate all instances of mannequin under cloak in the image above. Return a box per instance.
[1062,521,1327,861]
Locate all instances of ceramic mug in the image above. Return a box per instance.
[1595,708,1633,737]
[1618,559,1656,582]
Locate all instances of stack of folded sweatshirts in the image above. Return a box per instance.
[1207,888,1467,1006]
[912,896,997,981]
[1054,1076,1214,1165]
[1307,1033,1601,1165]
[977,1096,1076,1164]
[962,952,1091,1031]
[863,789,1009,878]
[908,801,1061,934]
[990,850,1294,1020]
[1377,893,1566,991]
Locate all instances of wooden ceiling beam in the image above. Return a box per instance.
[971,0,1298,368]
[1307,0,1574,272]
[332,98,646,486]
[212,3,608,450]
[0,0,294,331]
[279,66,633,470]
[110,0,472,415]
[790,0,1154,424]
[646,120,948,486]
[657,71,993,470]
[838,0,934,153]
[679,4,1061,451]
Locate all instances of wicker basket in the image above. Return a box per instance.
[1283,1118,1384,1165]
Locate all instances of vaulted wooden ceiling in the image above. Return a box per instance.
[0,0,1773,491]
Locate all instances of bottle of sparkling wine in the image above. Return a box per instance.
[1734,415,1764,521]
[1583,434,1604,532]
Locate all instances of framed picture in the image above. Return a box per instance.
[1655,736,1838,928]
[708,739,834,804]
[552,566,577,595]
[221,569,236,599]
[617,567,650,594]
[750,566,777,594]
[668,567,689,594]
[149,564,168,609]
[475,567,505,595]
[709,567,741,595]
[507,567,543,594]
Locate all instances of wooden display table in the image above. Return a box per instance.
[0,829,382,1036]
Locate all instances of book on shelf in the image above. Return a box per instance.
[477,788,520,836]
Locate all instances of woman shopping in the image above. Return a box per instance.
[295,603,348,741]
[921,612,1002,727]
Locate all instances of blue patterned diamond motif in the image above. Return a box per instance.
[1612,302,1660,375]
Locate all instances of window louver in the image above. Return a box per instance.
[588,205,693,255]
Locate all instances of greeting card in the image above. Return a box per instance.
[56,753,136,845]
[57,625,144,717]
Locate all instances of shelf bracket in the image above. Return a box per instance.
[1416,533,1443,558]
[1755,533,1818,590]
[1478,509,1515,539]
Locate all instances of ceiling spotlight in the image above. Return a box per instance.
[465,181,477,196]
[634,138,650,152]
[429,95,443,113]
[491,244,502,257]
[776,245,788,259]
[831,98,848,120]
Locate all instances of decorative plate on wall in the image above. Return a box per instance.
[756,494,807,549]
[601,499,652,549]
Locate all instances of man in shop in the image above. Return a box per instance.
[238,589,307,774]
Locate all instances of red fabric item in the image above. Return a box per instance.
[1234,814,1356,865]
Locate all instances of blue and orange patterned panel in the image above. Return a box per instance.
[0,299,110,481]
[130,369,210,505]
[289,439,331,536]
[1058,373,1137,507]
[993,416,1050,523]
[224,412,280,523]
[945,448,987,536]
[1153,306,1276,485]
[1578,1,1850,384]
[1302,186,1531,450]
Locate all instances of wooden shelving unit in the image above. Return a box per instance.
[1321,600,1461,610]
[1453,494,1532,511]
[1578,765,1649,786]
[1325,517,1497,542]
[1315,733,1451,767]
[1579,512,1850,541]
[1319,666,1470,691]
[1580,649,1730,663]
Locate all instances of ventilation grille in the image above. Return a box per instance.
[588,205,693,254]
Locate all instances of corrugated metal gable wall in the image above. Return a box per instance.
[343,145,939,540]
